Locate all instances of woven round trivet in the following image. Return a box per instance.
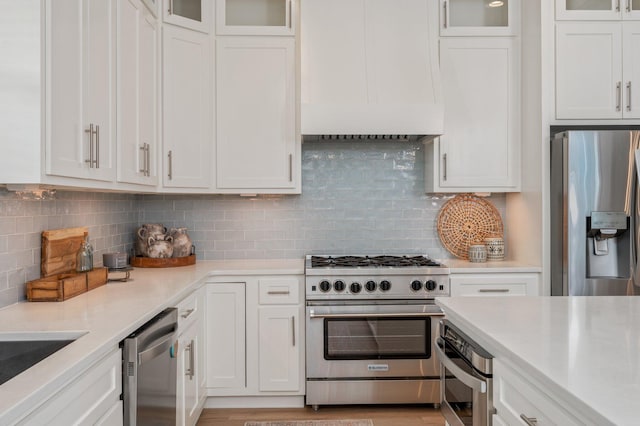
[437,194,503,259]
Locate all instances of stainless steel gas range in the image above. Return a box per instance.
[304,254,450,409]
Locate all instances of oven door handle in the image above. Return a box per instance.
[434,342,487,393]
[308,311,445,319]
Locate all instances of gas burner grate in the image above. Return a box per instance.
[310,255,442,268]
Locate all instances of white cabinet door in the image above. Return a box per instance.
[46,0,117,182]
[177,322,200,426]
[258,305,300,392]
[215,36,298,191]
[162,24,212,189]
[623,22,640,118]
[450,273,540,297]
[556,22,623,119]
[432,37,520,191]
[556,0,640,20]
[118,0,159,186]
[215,0,295,35]
[440,0,520,36]
[494,359,591,426]
[206,283,246,389]
[163,0,211,32]
[18,348,122,426]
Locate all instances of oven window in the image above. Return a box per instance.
[323,317,430,360]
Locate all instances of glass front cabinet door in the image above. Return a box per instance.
[164,0,212,32]
[556,0,640,20]
[216,0,295,35]
[440,0,520,36]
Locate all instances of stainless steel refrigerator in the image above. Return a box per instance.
[550,129,640,296]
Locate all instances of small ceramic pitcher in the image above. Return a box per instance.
[147,235,174,258]
[168,227,193,258]
[136,224,167,256]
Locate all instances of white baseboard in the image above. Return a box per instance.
[204,396,305,409]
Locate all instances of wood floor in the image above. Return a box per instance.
[197,405,445,426]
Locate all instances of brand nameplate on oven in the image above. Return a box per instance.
[368,364,389,371]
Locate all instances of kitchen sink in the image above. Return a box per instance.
[0,331,87,385]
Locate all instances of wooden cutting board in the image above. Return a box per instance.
[41,227,88,277]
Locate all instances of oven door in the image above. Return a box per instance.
[435,337,492,426]
[306,301,444,379]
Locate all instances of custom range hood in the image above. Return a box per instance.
[300,0,443,140]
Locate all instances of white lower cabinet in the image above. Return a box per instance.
[206,276,304,402]
[176,288,206,426]
[206,282,246,390]
[450,273,539,296]
[494,359,595,426]
[18,347,122,426]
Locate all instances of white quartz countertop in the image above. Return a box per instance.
[436,296,640,426]
[0,259,304,424]
[444,259,541,273]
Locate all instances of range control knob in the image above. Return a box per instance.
[410,280,423,291]
[425,280,437,291]
[319,280,331,292]
[365,280,377,292]
[379,280,392,291]
[350,282,362,294]
[334,280,346,292]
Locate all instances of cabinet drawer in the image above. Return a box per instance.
[494,359,585,426]
[177,288,201,331]
[258,277,301,305]
[450,273,539,296]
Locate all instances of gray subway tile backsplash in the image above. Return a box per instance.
[0,141,505,308]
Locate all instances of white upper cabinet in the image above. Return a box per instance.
[162,24,212,189]
[556,0,640,20]
[440,0,520,36]
[426,37,521,192]
[216,0,296,35]
[117,0,159,186]
[46,0,117,182]
[215,37,299,192]
[556,22,640,119]
[163,0,212,33]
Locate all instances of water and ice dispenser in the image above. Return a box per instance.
[586,212,630,279]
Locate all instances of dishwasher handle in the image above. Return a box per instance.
[138,333,176,365]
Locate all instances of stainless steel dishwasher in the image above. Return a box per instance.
[122,307,178,426]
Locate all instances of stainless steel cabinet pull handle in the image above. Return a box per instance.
[520,414,538,426]
[168,150,173,180]
[443,1,448,28]
[289,154,293,182]
[288,0,292,29]
[478,289,510,293]
[185,340,195,380]
[85,124,95,168]
[95,125,100,168]
[627,82,632,112]
[616,0,621,12]
[181,308,195,319]
[168,0,173,14]
[291,316,295,347]
[627,0,632,12]
[443,153,447,181]
[146,143,151,176]
[310,312,445,319]
[267,290,290,295]
[617,82,622,112]
[139,145,147,174]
